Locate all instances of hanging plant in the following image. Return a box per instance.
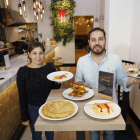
[50,0,76,46]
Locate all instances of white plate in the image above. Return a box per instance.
[39,99,78,120]
[128,68,135,72]
[63,87,94,101]
[47,71,73,82]
[131,74,140,79]
[84,100,121,119]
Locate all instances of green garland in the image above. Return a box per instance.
[50,0,76,46]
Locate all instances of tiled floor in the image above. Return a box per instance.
[20,47,140,140]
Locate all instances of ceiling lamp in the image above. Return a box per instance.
[22,0,27,18]
[90,18,93,23]
[33,0,45,22]
[18,1,22,16]
[18,0,27,18]
[95,0,98,22]
[85,19,89,24]
[17,0,45,21]
[99,15,104,21]
[95,17,98,22]
[99,0,104,21]
[5,0,9,7]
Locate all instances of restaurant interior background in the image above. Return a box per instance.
[0,0,140,139]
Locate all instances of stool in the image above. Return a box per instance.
[54,62,63,71]
[52,57,62,62]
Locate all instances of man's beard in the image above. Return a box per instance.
[90,45,105,55]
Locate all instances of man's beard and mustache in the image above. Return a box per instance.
[90,45,105,55]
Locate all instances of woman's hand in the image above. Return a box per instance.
[22,120,30,126]
[55,81,64,84]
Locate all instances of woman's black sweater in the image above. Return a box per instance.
[17,62,61,122]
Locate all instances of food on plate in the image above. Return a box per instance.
[69,82,88,97]
[54,73,68,80]
[42,100,75,118]
[87,102,114,116]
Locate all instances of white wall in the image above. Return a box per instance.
[104,0,110,50]
[55,41,75,64]
[129,0,140,120]
[129,0,140,65]
[105,0,140,119]
[106,0,133,60]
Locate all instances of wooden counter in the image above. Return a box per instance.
[35,89,126,132]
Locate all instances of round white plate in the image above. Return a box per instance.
[128,68,135,72]
[131,74,140,79]
[39,99,78,120]
[63,87,94,101]
[84,100,121,119]
[47,71,73,82]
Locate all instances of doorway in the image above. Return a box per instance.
[74,16,94,63]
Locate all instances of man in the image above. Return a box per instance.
[75,27,140,140]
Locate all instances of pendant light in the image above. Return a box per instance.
[36,12,39,21]
[18,0,27,18]
[32,0,45,22]
[33,0,36,8]
[18,1,22,16]
[99,0,104,21]
[95,0,98,22]
[5,0,9,7]
[42,7,45,14]
[22,0,27,18]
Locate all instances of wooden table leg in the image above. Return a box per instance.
[76,131,85,140]
[121,91,129,122]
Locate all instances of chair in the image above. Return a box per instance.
[122,60,135,65]
[52,57,62,62]
[117,60,135,106]
[52,57,63,71]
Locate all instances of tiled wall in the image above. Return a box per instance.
[0,81,21,140]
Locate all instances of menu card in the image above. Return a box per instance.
[97,71,114,101]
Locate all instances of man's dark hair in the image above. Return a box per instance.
[88,27,106,39]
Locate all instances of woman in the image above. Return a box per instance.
[17,42,61,140]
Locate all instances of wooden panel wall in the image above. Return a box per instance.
[0,82,21,140]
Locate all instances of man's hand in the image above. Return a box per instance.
[127,77,140,87]
[55,81,64,84]
[132,77,140,84]
[83,83,91,88]
[22,120,30,126]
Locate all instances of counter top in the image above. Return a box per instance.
[0,46,16,52]
[0,45,57,93]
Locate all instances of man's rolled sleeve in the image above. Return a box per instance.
[75,58,84,83]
